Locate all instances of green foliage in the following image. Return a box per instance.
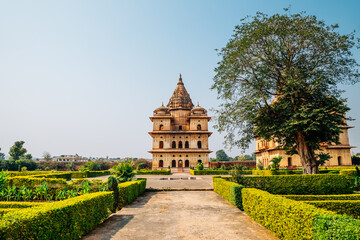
[0,159,37,171]
[232,174,353,195]
[256,160,264,170]
[118,179,146,208]
[284,194,360,201]
[9,141,27,160]
[66,162,75,171]
[136,169,171,175]
[213,177,244,210]
[0,192,113,239]
[196,162,204,170]
[79,160,110,171]
[107,176,119,212]
[270,156,282,170]
[111,161,136,183]
[0,170,9,192]
[211,10,360,174]
[215,149,230,161]
[352,155,360,165]
[305,200,360,219]
[313,214,360,239]
[242,188,360,239]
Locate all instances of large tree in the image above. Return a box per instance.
[212,11,359,174]
[9,141,27,160]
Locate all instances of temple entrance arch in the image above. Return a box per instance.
[159,160,164,168]
[172,160,176,167]
[178,160,183,168]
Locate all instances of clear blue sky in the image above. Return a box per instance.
[0,0,359,159]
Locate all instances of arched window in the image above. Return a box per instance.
[198,160,202,163]
[185,141,189,148]
[197,124,201,130]
[159,124,164,130]
[338,156,342,166]
[172,160,176,167]
[178,160,183,167]
[288,157,292,166]
[172,141,176,149]
[179,125,182,130]
[197,141,202,149]
[159,160,163,168]
[185,160,189,167]
[159,141,164,149]
[178,141,183,148]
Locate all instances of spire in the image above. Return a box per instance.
[167,74,194,110]
[178,73,183,85]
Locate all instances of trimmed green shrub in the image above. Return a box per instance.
[136,169,171,175]
[191,169,252,175]
[213,176,244,210]
[9,176,67,189]
[32,173,72,181]
[252,169,302,175]
[118,178,147,208]
[0,192,113,239]
[107,176,119,212]
[313,214,360,239]
[284,194,360,201]
[305,200,360,219]
[7,171,50,177]
[235,174,353,195]
[340,169,357,177]
[242,188,360,239]
[0,202,46,208]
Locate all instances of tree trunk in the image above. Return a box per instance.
[295,131,319,174]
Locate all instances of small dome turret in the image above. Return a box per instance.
[154,103,169,115]
[191,103,207,115]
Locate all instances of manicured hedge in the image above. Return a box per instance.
[70,170,110,178]
[340,169,357,177]
[0,202,46,208]
[284,194,360,201]
[0,192,113,239]
[235,174,353,195]
[7,171,50,177]
[191,169,252,175]
[118,178,147,208]
[32,173,72,181]
[213,176,244,210]
[9,176,67,189]
[136,169,171,175]
[305,200,360,219]
[242,188,360,240]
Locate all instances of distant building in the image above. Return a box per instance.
[255,123,355,168]
[149,74,212,170]
[56,155,88,162]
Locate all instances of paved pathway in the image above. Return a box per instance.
[83,191,278,240]
[88,173,228,190]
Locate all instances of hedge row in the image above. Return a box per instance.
[213,176,244,210]
[340,169,357,177]
[242,188,360,240]
[284,194,360,201]
[305,200,360,219]
[118,178,147,208]
[69,170,110,178]
[9,176,67,189]
[234,174,353,195]
[0,192,113,239]
[190,169,253,175]
[136,169,171,175]
[32,173,72,181]
[7,171,50,177]
[0,202,46,208]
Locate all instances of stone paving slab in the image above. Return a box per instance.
[83,191,278,240]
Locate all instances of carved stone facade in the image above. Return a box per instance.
[149,74,212,169]
[255,125,355,168]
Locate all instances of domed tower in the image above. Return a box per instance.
[149,74,212,171]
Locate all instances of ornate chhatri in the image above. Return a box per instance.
[149,74,212,170]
